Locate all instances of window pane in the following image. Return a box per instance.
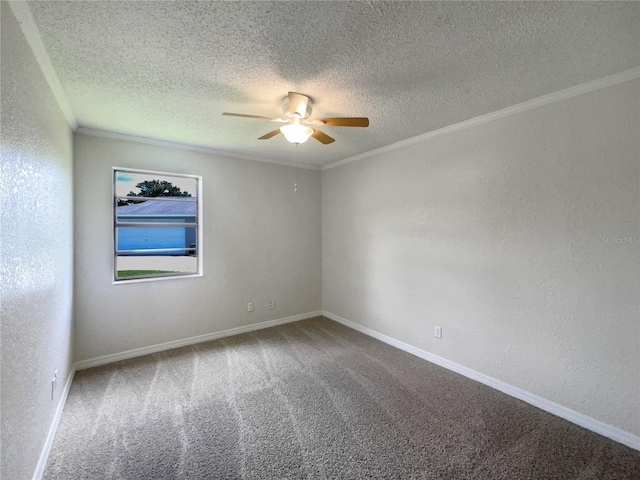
[116,199,197,224]
[116,226,197,253]
[114,168,200,282]
[115,255,198,279]
[115,171,197,199]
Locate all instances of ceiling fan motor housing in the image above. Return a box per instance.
[283,93,313,119]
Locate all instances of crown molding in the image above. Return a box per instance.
[323,67,640,171]
[8,1,78,131]
[76,127,322,170]
[11,0,637,172]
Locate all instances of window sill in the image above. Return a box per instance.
[113,272,202,285]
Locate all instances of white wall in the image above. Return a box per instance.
[0,3,75,479]
[322,79,640,437]
[73,133,321,361]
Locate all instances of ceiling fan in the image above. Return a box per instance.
[222,92,369,145]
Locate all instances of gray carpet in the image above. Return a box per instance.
[44,317,640,479]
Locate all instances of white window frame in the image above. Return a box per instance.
[113,167,203,284]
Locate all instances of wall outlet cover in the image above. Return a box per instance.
[434,325,442,339]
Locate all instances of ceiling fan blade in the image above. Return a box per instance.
[311,128,335,145]
[318,117,369,127]
[222,112,285,122]
[288,92,310,118]
[258,128,282,140]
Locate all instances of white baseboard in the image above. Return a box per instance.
[75,311,323,371]
[322,310,640,452]
[33,310,322,478]
[33,365,77,480]
[33,308,638,480]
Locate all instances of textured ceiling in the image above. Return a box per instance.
[26,1,640,168]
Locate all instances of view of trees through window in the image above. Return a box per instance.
[117,179,192,205]
[114,169,201,281]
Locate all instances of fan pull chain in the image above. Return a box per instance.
[294,144,299,193]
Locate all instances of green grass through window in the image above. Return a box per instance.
[117,270,176,278]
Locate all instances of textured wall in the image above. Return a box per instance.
[73,134,321,361]
[322,79,640,436]
[0,3,74,479]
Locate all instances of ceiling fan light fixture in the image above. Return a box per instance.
[280,123,313,144]
[223,91,368,145]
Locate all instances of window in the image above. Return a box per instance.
[113,168,202,282]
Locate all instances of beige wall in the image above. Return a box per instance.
[322,79,640,436]
[0,3,75,479]
[2,6,637,477]
[73,133,322,361]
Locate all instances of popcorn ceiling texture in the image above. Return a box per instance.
[27,1,640,167]
[0,4,74,479]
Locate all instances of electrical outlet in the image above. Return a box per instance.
[247,302,254,312]
[434,325,442,339]
[51,368,58,401]
[268,300,274,309]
